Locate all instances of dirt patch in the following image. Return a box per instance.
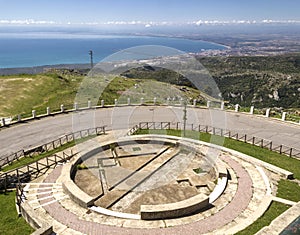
[119,155,155,171]
[74,169,103,197]
[123,183,199,214]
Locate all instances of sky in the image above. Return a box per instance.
[0,0,299,25]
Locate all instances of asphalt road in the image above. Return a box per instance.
[0,106,299,158]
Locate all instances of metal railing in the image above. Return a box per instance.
[0,150,77,191]
[0,126,106,169]
[128,122,300,159]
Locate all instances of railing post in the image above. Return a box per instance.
[235,104,239,112]
[166,97,170,106]
[1,118,6,127]
[74,103,78,111]
[282,112,287,121]
[101,100,104,107]
[220,101,225,110]
[252,137,255,145]
[16,169,20,181]
[32,110,36,119]
[36,161,39,172]
[269,142,273,150]
[4,173,7,193]
[250,106,254,115]
[193,99,197,107]
[289,148,293,157]
[47,107,51,115]
[207,101,211,108]
[61,104,64,113]
[265,108,270,118]
[279,145,283,154]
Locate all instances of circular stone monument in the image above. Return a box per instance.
[64,135,230,222]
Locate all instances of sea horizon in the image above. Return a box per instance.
[0,33,227,69]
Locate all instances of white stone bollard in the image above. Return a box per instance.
[32,110,36,118]
[250,106,254,115]
[1,118,5,126]
[265,108,270,118]
[153,97,157,105]
[17,114,21,122]
[221,102,225,110]
[207,101,211,108]
[193,99,197,107]
[114,99,118,106]
[141,97,144,105]
[282,112,287,121]
[127,98,131,105]
[235,104,239,112]
[47,107,51,115]
[74,103,78,110]
[167,97,170,105]
[88,100,91,109]
[61,104,65,112]
[180,98,184,106]
[101,100,104,107]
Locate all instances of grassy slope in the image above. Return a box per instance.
[0,72,205,118]
[0,191,34,235]
[0,73,82,117]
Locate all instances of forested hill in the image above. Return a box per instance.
[198,54,300,108]
[124,54,300,108]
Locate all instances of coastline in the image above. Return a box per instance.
[0,63,91,75]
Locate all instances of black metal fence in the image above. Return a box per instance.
[129,122,300,159]
[0,150,76,191]
[0,126,106,169]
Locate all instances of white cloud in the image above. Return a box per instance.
[0,19,299,26]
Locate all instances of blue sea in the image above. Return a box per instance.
[0,35,225,68]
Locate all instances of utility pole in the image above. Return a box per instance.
[89,50,93,69]
[183,100,187,137]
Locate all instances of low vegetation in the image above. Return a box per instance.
[277,179,300,202]
[0,191,34,234]
[235,201,290,235]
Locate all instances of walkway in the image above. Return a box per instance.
[32,153,253,234]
